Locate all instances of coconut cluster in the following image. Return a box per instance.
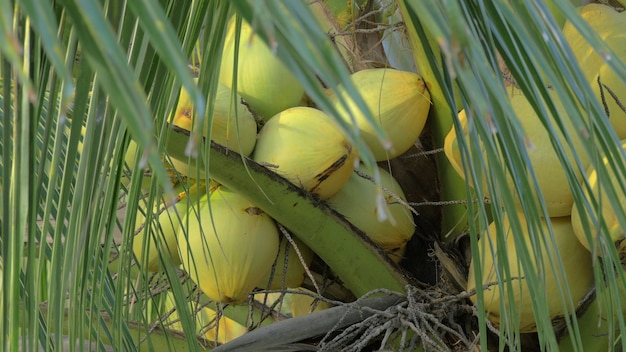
[128,15,432,340]
[450,3,626,333]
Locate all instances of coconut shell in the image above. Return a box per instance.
[252,106,357,199]
[331,68,431,161]
[177,187,280,304]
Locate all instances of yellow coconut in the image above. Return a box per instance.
[177,186,280,304]
[289,287,331,318]
[443,109,473,185]
[260,235,316,290]
[121,139,173,194]
[167,80,258,178]
[331,68,431,161]
[327,165,415,252]
[571,140,626,253]
[563,3,626,139]
[160,291,231,340]
[219,17,304,120]
[161,291,202,333]
[466,212,595,332]
[203,308,247,344]
[252,107,357,199]
[444,89,590,217]
[132,198,188,272]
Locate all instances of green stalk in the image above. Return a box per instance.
[396,1,474,241]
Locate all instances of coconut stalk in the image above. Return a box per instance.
[395,1,471,241]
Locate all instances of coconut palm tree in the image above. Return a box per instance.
[1,0,625,351]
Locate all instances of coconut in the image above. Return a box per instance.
[327,164,415,252]
[571,140,626,254]
[331,68,431,161]
[203,308,247,344]
[466,212,595,332]
[177,186,280,304]
[252,106,357,199]
[167,80,258,178]
[563,3,626,139]
[260,235,315,290]
[289,287,331,318]
[122,139,178,194]
[160,291,247,344]
[132,197,187,272]
[444,89,591,217]
[219,17,304,120]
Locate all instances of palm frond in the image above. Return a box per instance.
[3,0,626,350]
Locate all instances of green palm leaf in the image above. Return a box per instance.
[3,0,626,350]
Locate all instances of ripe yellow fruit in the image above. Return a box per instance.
[121,139,176,194]
[331,68,431,161]
[444,89,590,217]
[203,308,247,344]
[132,198,186,272]
[260,235,315,290]
[563,3,626,139]
[327,165,415,252]
[160,291,246,344]
[571,140,626,253]
[220,17,304,120]
[289,287,331,318]
[466,212,595,332]
[177,187,280,304]
[167,80,258,178]
[252,107,357,199]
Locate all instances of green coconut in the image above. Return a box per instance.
[219,17,304,120]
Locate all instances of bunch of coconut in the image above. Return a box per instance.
[144,15,432,315]
[562,3,626,276]
[444,87,596,332]
[449,3,626,333]
[563,4,626,326]
[253,65,432,261]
